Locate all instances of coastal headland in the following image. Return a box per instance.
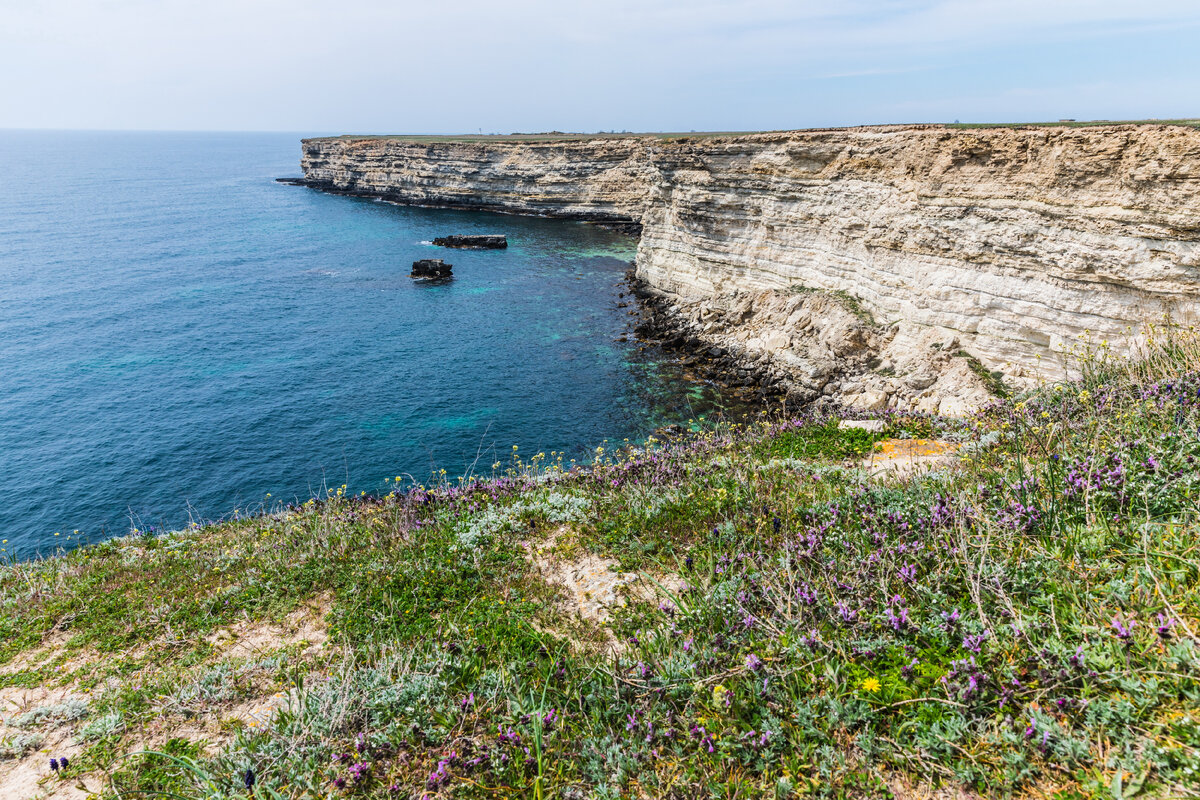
[297,123,1200,414]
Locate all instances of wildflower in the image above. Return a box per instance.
[886,605,910,632]
[427,759,450,788]
[861,677,881,693]
[746,653,764,672]
[50,758,59,773]
[962,632,988,653]
[1111,614,1135,644]
[1156,612,1175,640]
[1068,645,1085,669]
[244,768,256,790]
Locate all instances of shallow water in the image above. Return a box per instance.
[0,131,739,556]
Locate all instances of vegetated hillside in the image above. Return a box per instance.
[3,324,1199,799]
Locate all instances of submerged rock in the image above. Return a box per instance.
[411,259,453,279]
[432,235,507,249]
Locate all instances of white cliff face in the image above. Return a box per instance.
[301,137,652,221]
[301,125,1200,409]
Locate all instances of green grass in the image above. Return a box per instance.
[955,349,1013,399]
[4,327,1200,798]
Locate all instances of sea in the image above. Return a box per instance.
[0,131,741,558]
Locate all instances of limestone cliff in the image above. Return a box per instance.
[300,126,1200,412]
[300,137,651,223]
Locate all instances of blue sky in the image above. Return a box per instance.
[2,0,1198,133]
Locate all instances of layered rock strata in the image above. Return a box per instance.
[300,126,1200,412]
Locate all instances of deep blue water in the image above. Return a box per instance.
[0,131,731,557]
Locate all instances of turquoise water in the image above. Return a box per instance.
[0,131,730,556]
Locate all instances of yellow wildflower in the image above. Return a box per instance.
[861,677,881,693]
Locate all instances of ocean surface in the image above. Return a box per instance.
[0,131,738,557]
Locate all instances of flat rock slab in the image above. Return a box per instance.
[536,551,638,625]
[839,419,886,432]
[432,235,507,249]
[864,438,960,477]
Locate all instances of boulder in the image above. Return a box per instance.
[905,370,938,390]
[432,235,507,249]
[848,388,890,411]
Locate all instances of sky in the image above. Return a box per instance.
[1,0,1198,133]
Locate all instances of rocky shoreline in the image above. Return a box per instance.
[624,267,995,415]
[625,268,788,405]
[284,171,998,415]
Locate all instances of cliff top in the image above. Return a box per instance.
[304,118,1200,144]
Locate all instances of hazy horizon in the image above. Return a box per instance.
[2,1,1198,133]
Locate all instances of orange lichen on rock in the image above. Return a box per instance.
[866,438,961,477]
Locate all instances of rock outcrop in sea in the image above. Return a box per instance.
[432,235,507,249]
[411,258,453,279]
[297,125,1200,413]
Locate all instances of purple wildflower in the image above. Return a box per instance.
[942,608,961,630]
[1111,614,1135,644]
[349,761,371,783]
[962,631,988,653]
[1068,645,1085,669]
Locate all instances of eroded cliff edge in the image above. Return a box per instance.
[300,126,1200,413]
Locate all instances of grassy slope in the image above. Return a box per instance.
[3,329,1200,799]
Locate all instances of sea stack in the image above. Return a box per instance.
[432,235,507,249]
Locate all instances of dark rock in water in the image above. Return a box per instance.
[432,235,507,249]
[274,177,308,185]
[412,259,453,279]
